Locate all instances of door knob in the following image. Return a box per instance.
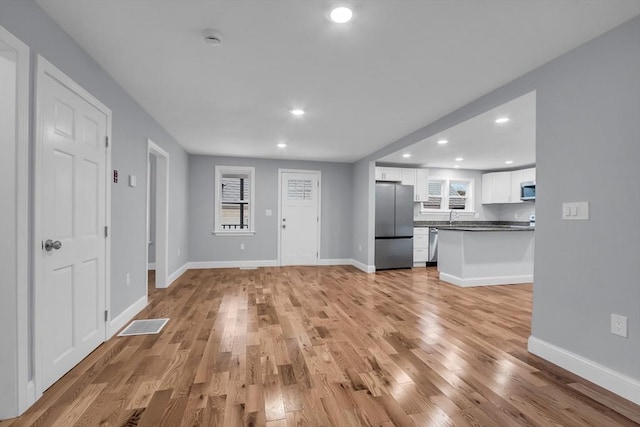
[282,224,286,229]
[44,239,62,251]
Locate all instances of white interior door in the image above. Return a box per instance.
[280,171,320,266]
[38,63,108,391]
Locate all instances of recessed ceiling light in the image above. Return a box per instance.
[495,117,509,124]
[505,160,514,164]
[277,143,287,148]
[437,139,448,145]
[290,109,305,116]
[454,165,460,169]
[402,153,411,158]
[455,157,464,161]
[330,6,353,23]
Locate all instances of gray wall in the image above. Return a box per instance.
[353,16,640,380]
[532,17,639,378]
[0,0,190,317]
[351,159,374,266]
[189,155,352,262]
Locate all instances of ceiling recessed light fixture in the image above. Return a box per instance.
[495,117,509,124]
[290,109,305,116]
[277,143,287,148]
[330,6,353,23]
[505,160,514,165]
[437,139,448,145]
[455,157,464,161]
[402,153,411,158]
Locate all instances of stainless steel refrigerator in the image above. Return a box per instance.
[375,183,414,270]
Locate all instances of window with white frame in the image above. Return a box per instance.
[421,178,474,212]
[214,166,255,234]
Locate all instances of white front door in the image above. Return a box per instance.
[38,62,109,390]
[280,171,320,266]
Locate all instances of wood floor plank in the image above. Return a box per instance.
[2,266,638,426]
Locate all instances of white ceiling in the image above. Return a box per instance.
[378,91,536,171]
[36,1,640,163]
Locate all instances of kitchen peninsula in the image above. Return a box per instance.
[437,225,534,287]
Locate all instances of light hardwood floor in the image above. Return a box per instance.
[2,266,638,426]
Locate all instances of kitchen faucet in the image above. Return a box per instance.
[449,210,459,225]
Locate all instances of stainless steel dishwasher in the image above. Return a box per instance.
[427,227,438,265]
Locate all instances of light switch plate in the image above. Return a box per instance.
[562,201,589,220]
[129,175,137,187]
[265,209,272,216]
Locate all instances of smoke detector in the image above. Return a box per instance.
[202,29,222,46]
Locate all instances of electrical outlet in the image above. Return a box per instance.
[240,243,245,250]
[611,314,628,338]
[126,273,131,286]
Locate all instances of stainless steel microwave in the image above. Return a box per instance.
[520,181,536,201]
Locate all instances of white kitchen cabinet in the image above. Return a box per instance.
[413,227,429,265]
[415,169,429,202]
[522,167,536,183]
[375,167,402,182]
[484,167,536,204]
[400,168,429,202]
[401,168,416,186]
[482,171,511,204]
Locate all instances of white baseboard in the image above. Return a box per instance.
[318,258,352,266]
[107,295,148,338]
[187,259,376,273]
[528,336,640,405]
[147,262,156,270]
[439,272,533,287]
[167,262,189,287]
[188,260,279,269]
[351,259,375,273]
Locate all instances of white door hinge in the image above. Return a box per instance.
[104,310,108,322]
[104,226,108,238]
[105,136,109,148]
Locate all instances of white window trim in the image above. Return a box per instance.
[213,165,256,236]
[420,178,475,213]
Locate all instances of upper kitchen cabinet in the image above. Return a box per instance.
[414,169,428,202]
[482,171,511,204]
[401,168,428,201]
[483,167,536,204]
[375,167,403,182]
[401,168,415,186]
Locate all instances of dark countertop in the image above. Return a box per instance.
[438,225,534,232]
[414,221,534,232]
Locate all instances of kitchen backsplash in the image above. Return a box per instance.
[413,200,535,222]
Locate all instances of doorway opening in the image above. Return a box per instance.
[147,140,169,289]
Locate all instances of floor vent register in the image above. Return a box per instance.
[118,318,169,336]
